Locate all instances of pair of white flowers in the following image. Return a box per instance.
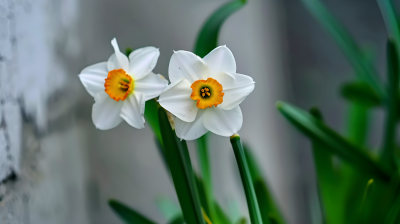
[79,38,255,140]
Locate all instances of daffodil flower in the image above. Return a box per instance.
[158,46,255,140]
[79,38,168,130]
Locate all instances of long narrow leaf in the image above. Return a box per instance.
[300,0,384,97]
[108,199,156,224]
[377,0,400,51]
[230,135,263,224]
[381,40,399,170]
[194,0,247,58]
[276,101,391,182]
[158,108,204,224]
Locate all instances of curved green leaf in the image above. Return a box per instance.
[194,0,247,58]
[377,0,400,53]
[158,108,204,224]
[276,101,392,182]
[108,199,156,224]
[300,0,384,97]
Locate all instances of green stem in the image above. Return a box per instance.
[346,103,369,147]
[230,135,263,224]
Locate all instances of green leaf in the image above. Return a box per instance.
[377,0,400,52]
[195,174,232,224]
[145,99,163,145]
[215,202,232,224]
[381,40,399,171]
[194,0,247,58]
[276,101,392,182]
[158,108,204,224]
[108,199,156,224]
[168,216,185,224]
[341,82,382,108]
[300,0,384,97]
[309,108,342,223]
[230,135,263,224]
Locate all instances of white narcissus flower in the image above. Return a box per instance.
[79,38,168,130]
[158,46,255,140]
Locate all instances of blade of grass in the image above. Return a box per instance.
[108,199,157,224]
[276,101,392,182]
[300,0,384,97]
[381,40,399,171]
[230,135,263,224]
[158,108,204,224]
[194,0,247,58]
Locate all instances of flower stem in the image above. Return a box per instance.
[230,134,263,224]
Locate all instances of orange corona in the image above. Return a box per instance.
[104,69,134,101]
[190,78,224,109]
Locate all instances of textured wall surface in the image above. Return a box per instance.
[0,0,302,223]
[0,0,90,223]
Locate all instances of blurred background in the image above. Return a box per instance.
[0,0,395,223]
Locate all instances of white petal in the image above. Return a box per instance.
[169,50,209,83]
[203,46,236,78]
[92,91,123,130]
[78,62,108,97]
[175,109,208,140]
[120,92,146,129]
[128,47,160,80]
[134,72,168,101]
[107,38,129,71]
[215,72,255,110]
[203,106,243,137]
[158,78,198,122]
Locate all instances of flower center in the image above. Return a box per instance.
[104,69,134,101]
[190,78,224,109]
